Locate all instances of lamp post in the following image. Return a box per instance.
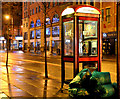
[21,25,23,51]
[4,15,10,68]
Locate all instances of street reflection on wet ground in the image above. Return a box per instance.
[0,51,117,98]
[0,53,69,98]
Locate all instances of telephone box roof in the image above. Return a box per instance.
[61,5,101,16]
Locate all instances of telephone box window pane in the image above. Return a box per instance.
[84,21,97,39]
[79,20,98,56]
[63,20,74,56]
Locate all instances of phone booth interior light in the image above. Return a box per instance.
[61,5,101,88]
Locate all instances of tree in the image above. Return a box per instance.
[40,2,48,78]
[35,2,72,78]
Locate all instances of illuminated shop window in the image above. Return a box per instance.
[46,17,50,25]
[79,20,98,56]
[30,21,34,28]
[36,19,41,27]
[30,31,34,39]
[63,20,74,56]
[52,14,59,23]
[46,28,50,37]
[36,29,41,39]
[52,26,59,37]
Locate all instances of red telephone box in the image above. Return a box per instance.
[61,5,101,87]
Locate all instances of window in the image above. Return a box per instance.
[63,20,74,56]
[76,0,78,4]
[24,43,27,50]
[52,14,59,23]
[52,26,59,37]
[80,0,82,4]
[46,17,50,25]
[39,6,40,12]
[26,2,27,7]
[36,19,41,27]
[30,31,34,39]
[36,30,41,39]
[46,28,50,37]
[24,12,25,18]
[24,23,25,28]
[32,9,34,15]
[30,42,34,50]
[84,0,86,4]
[106,8,110,23]
[79,20,98,56]
[36,7,38,13]
[30,10,32,15]
[57,0,59,5]
[26,11,28,17]
[48,2,50,8]
[90,0,94,6]
[53,0,55,7]
[102,9,104,21]
[26,23,28,27]
[24,2,25,6]
[30,21,34,28]
[24,32,28,40]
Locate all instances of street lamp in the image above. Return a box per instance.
[5,15,10,20]
[21,25,23,28]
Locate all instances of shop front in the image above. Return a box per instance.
[102,32,117,55]
[0,37,6,50]
[13,36,23,50]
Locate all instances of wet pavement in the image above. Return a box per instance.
[0,50,117,98]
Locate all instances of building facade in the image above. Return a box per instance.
[22,1,101,54]
[1,2,22,50]
[101,2,117,55]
